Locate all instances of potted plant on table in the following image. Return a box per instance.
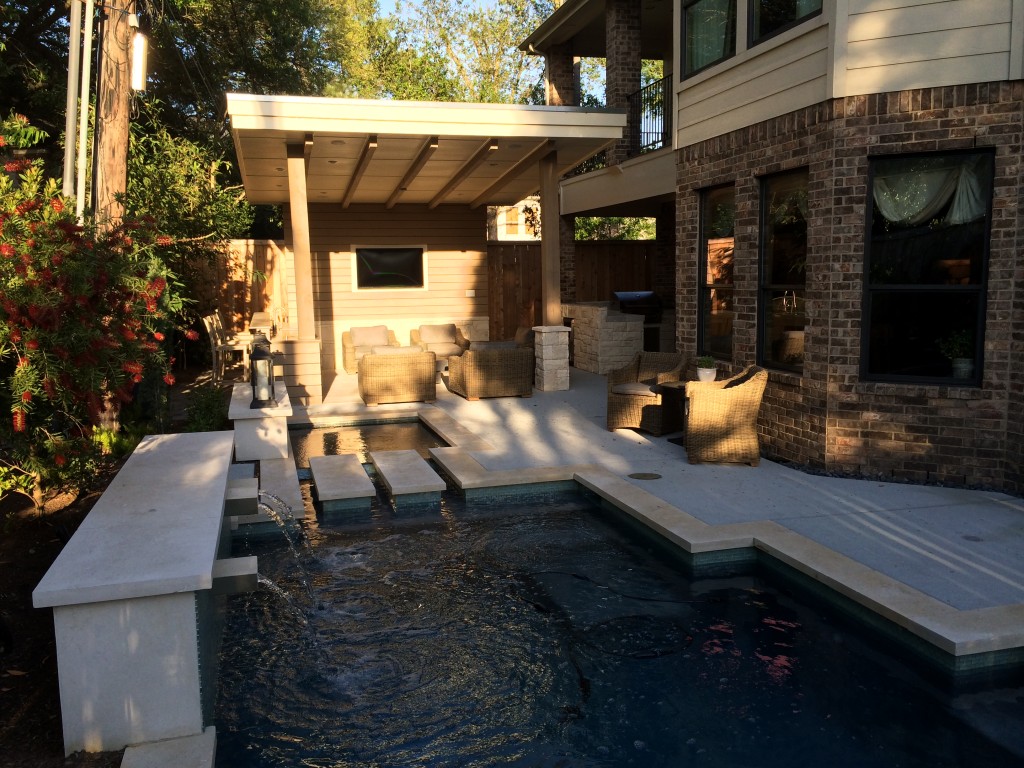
[696,355,718,382]
[937,330,974,379]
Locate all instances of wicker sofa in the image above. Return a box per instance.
[357,350,437,406]
[447,347,534,400]
[684,366,768,466]
[606,352,686,435]
[342,325,401,374]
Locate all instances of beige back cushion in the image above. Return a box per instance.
[350,325,389,347]
[419,324,457,344]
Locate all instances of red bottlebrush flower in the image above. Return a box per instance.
[155,235,173,247]
[42,378,56,399]
[163,373,176,386]
[52,254,63,266]
[26,338,38,350]
[0,136,6,148]
[9,328,21,343]
[121,328,137,341]
[145,299,157,313]
[153,331,165,342]
[184,329,200,341]
[132,374,142,384]
[4,159,31,173]
[149,277,167,295]
[50,197,64,213]
[15,200,38,215]
[0,243,14,258]
[123,237,133,247]
[54,454,67,468]
[12,410,27,433]
[17,356,28,368]
[21,390,31,403]
[122,361,144,375]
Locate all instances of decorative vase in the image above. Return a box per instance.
[697,367,717,382]
[951,358,973,379]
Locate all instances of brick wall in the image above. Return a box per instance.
[676,82,1024,493]
[545,43,578,107]
[605,0,641,166]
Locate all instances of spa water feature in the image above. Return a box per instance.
[215,484,1024,767]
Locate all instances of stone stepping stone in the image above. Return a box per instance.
[309,454,376,522]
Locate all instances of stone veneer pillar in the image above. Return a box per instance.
[533,325,571,391]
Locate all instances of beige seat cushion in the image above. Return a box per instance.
[419,324,458,344]
[423,341,464,357]
[372,345,416,355]
[350,325,390,347]
[611,382,658,397]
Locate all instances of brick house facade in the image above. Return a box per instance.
[676,84,1024,491]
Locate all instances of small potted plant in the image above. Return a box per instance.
[937,330,974,379]
[696,355,717,382]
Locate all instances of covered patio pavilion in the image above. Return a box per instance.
[225,93,626,405]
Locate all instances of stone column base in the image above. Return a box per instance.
[533,325,571,391]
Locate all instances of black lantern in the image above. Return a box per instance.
[249,332,276,408]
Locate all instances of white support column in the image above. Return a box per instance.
[286,143,315,339]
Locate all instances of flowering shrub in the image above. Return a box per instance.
[1,128,183,508]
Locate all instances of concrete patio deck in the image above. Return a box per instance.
[281,366,1024,672]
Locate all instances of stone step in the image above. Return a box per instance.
[120,726,216,768]
[309,454,377,522]
[369,449,446,499]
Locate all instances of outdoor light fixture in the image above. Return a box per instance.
[248,333,276,408]
[129,14,147,91]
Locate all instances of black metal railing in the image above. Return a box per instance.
[627,75,672,157]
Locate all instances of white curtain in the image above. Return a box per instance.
[873,156,986,226]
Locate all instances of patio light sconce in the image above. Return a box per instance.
[249,333,276,408]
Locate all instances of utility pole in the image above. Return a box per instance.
[93,0,134,230]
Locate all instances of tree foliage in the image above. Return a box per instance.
[383,0,553,104]
[121,100,254,317]
[1,134,184,508]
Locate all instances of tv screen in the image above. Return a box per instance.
[355,247,425,289]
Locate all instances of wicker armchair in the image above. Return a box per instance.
[606,352,686,435]
[685,366,768,466]
[342,325,401,374]
[448,347,534,400]
[358,350,437,406]
[410,324,471,365]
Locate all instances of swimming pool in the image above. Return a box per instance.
[216,489,1024,767]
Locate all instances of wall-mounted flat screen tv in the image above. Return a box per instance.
[355,247,425,289]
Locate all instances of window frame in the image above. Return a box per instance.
[698,184,736,361]
[681,0,738,79]
[757,167,809,374]
[859,149,994,385]
[748,0,822,48]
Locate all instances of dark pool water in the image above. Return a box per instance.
[215,493,1024,767]
[289,422,445,470]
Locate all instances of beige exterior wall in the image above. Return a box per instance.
[289,204,490,375]
[675,0,1024,147]
[841,0,1024,95]
[676,10,832,146]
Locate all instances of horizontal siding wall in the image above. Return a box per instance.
[677,23,830,146]
[845,0,1018,94]
[296,203,490,374]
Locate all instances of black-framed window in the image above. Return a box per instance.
[354,247,426,289]
[863,150,993,384]
[759,168,808,372]
[699,185,735,359]
[683,0,737,77]
[751,0,822,45]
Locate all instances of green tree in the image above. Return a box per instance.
[575,216,656,241]
[385,0,553,104]
[122,100,254,315]
[0,3,70,139]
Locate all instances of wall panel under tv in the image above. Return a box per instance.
[354,247,426,289]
